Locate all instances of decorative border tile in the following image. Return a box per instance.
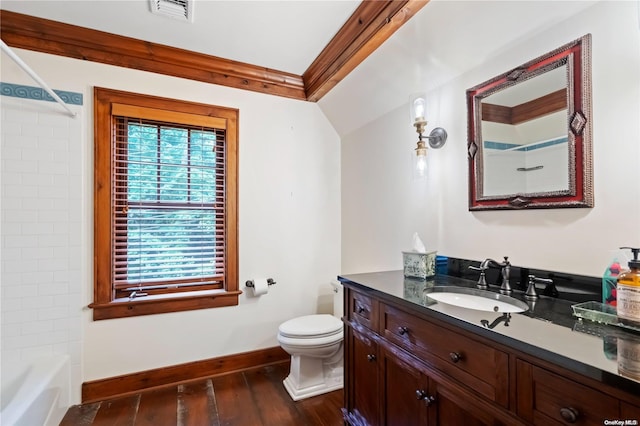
[484,141,521,151]
[484,136,567,152]
[1,82,83,105]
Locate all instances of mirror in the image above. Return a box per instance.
[467,34,593,210]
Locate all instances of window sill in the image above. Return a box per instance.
[89,289,241,320]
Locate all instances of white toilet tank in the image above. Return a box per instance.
[330,280,344,318]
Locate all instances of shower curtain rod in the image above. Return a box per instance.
[0,40,77,118]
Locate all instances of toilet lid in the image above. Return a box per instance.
[279,314,343,338]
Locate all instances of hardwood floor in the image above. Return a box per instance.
[61,362,344,426]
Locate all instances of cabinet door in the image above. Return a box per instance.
[381,347,430,425]
[379,344,515,426]
[347,326,379,426]
[429,378,512,426]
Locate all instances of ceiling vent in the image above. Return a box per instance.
[149,0,194,22]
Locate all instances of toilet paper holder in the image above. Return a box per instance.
[245,278,276,288]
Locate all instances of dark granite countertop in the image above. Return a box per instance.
[338,270,640,396]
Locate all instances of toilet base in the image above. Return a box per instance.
[282,355,343,401]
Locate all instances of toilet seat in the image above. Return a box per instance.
[278,314,343,339]
[277,331,343,350]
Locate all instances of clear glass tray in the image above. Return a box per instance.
[572,301,640,334]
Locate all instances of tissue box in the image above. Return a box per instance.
[402,251,437,279]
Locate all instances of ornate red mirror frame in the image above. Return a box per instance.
[466,34,593,211]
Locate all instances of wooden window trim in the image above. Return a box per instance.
[92,87,239,320]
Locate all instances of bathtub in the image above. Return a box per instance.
[1,355,70,426]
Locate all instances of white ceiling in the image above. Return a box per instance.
[485,66,567,107]
[1,0,600,137]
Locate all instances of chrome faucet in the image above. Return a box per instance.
[469,256,512,295]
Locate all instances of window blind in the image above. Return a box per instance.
[112,117,226,294]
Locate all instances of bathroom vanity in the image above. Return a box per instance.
[339,271,640,425]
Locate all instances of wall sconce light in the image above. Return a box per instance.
[410,93,447,177]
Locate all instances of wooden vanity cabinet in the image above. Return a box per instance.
[344,286,521,426]
[343,284,640,426]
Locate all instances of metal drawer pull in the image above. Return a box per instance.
[449,352,462,363]
[357,305,366,314]
[559,407,579,423]
[415,390,436,406]
[366,354,376,362]
[398,326,409,335]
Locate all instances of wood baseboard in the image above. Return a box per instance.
[82,346,289,403]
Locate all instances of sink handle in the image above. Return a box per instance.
[468,265,486,271]
[468,265,488,290]
[526,275,554,300]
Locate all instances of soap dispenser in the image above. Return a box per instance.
[603,254,622,307]
[617,246,640,328]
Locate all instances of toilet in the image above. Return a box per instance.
[277,280,344,401]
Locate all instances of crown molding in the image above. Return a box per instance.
[0,2,427,102]
[0,10,306,100]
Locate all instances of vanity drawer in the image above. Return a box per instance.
[516,360,620,425]
[348,289,379,332]
[381,303,509,407]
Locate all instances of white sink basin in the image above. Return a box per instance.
[425,287,528,313]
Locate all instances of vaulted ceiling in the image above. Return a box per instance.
[1,0,599,137]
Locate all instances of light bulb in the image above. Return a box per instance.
[415,152,427,178]
[410,93,427,125]
[413,97,426,123]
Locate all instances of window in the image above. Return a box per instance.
[92,88,238,319]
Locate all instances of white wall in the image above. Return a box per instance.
[524,143,569,193]
[483,149,526,195]
[1,49,341,399]
[1,95,83,402]
[341,1,640,276]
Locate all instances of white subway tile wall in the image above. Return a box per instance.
[1,95,83,402]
